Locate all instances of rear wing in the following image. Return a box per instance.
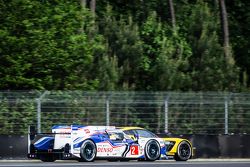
[28,126,71,153]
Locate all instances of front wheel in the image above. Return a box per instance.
[174,141,192,161]
[144,140,161,161]
[79,140,96,162]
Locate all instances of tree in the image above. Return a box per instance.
[93,54,119,91]
[0,0,101,90]
[183,1,239,91]
[138,12,191,91]
[98,6,144,90]
[219,0,234,65]
[168,0,176,30]
[226,0,250,89]
[90,0,96,14]
[80,0,86,7]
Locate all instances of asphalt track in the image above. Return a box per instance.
[1,160,250,167]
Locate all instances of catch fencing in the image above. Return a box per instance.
[0,91,250,135]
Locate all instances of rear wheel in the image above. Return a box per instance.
[144,140,161,161]
[174,141,192,161]
[80,140,96,162]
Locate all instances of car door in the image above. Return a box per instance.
[96,132,127,157]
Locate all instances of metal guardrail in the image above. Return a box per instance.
[0,91,250,134]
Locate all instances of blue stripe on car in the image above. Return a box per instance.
[34,137,54,150]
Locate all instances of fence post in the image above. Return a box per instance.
[106,98,110,126]
[36,91,48,133]
[224,97,228,134]
[36,98,41,133]
[164,96,169,133]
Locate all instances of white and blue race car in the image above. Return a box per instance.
[27,125,167,162]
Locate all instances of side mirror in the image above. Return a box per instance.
[134,134,139,142]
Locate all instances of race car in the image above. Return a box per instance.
[27,125,167,162]
[120,127,193,161]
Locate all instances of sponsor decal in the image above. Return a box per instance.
[97,147,114,152]
[130,145,139,155]
[84,129,90,134]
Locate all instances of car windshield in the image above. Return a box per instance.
[107,130,131,140]
[136,129,158,138]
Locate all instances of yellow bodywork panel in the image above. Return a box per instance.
[118,127,144,130]
[162,137,192,156]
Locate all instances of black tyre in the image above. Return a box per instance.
[40,155,56,162]
[174,141,192,161]
[80,140,96,162]
[145,140,161,161]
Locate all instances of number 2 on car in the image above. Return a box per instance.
[130,145,139,155]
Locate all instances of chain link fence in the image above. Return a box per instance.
[0,91,250,135]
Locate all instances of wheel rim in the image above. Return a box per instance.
[85,144,94,159]
[84,143,94,160]
[147,141,160,160]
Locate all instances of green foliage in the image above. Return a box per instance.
[0,97,36,134]
[0,0,248,91]
[227,0,250,88]
[98,6,144,90]
[181,1,240,91]
[0,0,100,90]
[139,12,192,91]
[94,55,119,90]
